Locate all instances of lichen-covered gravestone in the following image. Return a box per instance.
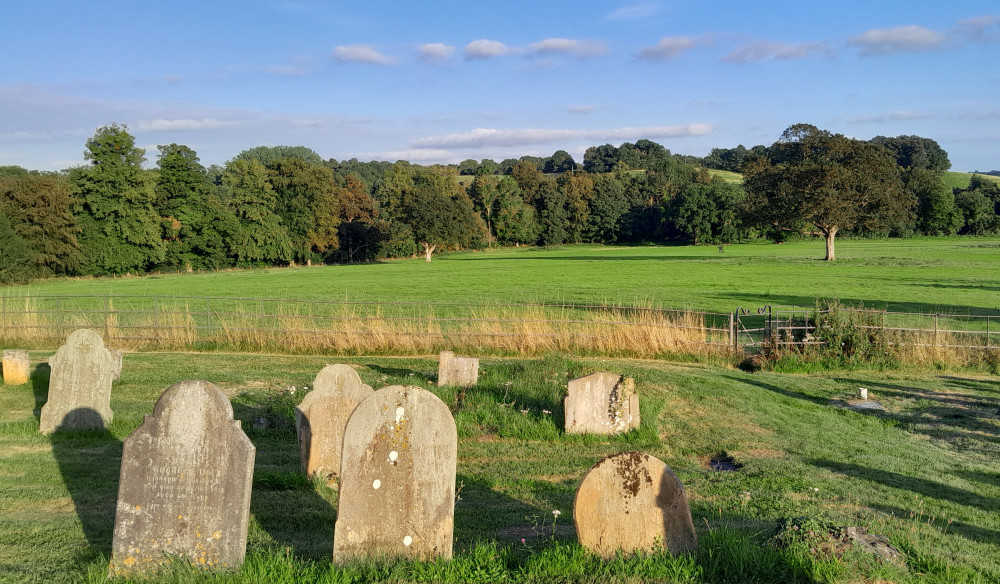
[39,329,115,433]
[2,350,30,385]
[564,372,639,434]
[295,364,373,483]
[437,350,479,388]
[574,452,697,558]
[109,380,255,575]
[333,385,457,562]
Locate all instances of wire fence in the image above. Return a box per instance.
[1,295,997,357]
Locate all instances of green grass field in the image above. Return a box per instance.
[6,238,1000,318]
[1,352,997,583]
[942,171,1000,191]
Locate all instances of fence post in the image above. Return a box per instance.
[206,297,212,339]
[729,312,735,351]
[104,295,110,340]
[55,296,62,341]
[934,313,939,347]
[155,297,161,342]
[1,294,6,340]
[987,316,991,349]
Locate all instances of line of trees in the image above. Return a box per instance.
[2,123,999,283]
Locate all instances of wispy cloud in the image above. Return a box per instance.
[846,110,934,124]
[953,15,1000,42]
[723,41,831,63]
[848,25,946,56]
[606,3,658,21]
[332,45,396,66]
[417,43,455,64]
[636,36,706,61]
[366,148,457,162]
[568,105,601,114]
[135,118,240,131]
[411,124,711,149]
[464,39,511,60]
[528,38,608,59]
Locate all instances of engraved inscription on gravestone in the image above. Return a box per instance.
[295,364,374,483]
[564,372,640,435]
[109,380,255,575]
[333,384,457,562]
[39,329,115,433]
[574,452,697,558]
[437,350,479,388]
[2,350,30,385]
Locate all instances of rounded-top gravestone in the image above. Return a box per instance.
[574,452,697,558]
[333,384,457,562]
[39,329,115,433]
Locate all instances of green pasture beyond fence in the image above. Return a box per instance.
[0,294,998,356]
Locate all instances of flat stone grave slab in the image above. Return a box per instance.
[564,372,639,434]
[295,364,374,483]
[334,384,457,562]
[437,350,479,388]
[109,380,255,575]
[574,452,697,558]
[2,350,30,385]
[39,329,115,433]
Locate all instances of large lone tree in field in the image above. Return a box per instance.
[744,124,913,261]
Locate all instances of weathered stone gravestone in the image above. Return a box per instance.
[109,380,255,575]
[564,372,639,434]
[333,385,457,562]
[437,350,479,387]
[39,329,115,433]
[295,364,374,483]
[574,452,697,558]
[110,348,123,381]
[2,350,30,385]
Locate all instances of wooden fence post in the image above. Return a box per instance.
[729,312,736,351]
[934,313,939,347]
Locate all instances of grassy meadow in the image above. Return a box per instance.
[4,238,1000,318]
[1,352,998,583]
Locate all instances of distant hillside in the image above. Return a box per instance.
[943,171,1000,190]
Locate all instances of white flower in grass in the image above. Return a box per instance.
[552,509,561,518]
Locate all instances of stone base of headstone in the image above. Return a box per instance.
[564,372,640,434]
[574,452,697,558]
[2,350,30,385]
[437,351,479,388]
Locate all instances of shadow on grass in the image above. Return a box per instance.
[812,459,998,514]
[725,375,830,407]
[30,362,50,421]
[865,501,999,543]
[49,408,122,559]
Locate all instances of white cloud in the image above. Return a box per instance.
[464,39,510,60]
[636,36,702,61]
[723,41,830,63]
[846,110,934,124]
[606,3,658,21]
[332,45,396,66]
[366,148,457,162]
[411,125,712,149]
[417,43,455,64]
[568,105,600,114]
[135,118,238,131]
[953,15,1000,42]
[528,38,608,59]
[848,25,946,56]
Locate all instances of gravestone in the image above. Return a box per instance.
[110,349,124,381]
[574,452,697,558]
[437,350,479,388]
[2,350,30,385]
[333,385,457,562]
[109,380,255,575]
[564,372,639,434]
[295,364,374,483]
[39,329,115,433]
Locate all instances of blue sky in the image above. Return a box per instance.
[2,1,998,172]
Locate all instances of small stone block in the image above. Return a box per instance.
[39,330,115,434]
[564,372,640,435]
[437,350,479,388]
[574,452,697,558]
[2,350,30,385]
[334,385,457,562]
[109,380,255,575]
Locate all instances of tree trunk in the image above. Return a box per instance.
[423,243,436,263]
[823,226,838,261]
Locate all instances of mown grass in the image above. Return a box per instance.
[3,238,1000,318]
[1,351,997,583]
[942,171,1000,191]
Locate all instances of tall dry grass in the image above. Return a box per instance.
[0,295,732,358]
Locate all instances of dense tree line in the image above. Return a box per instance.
[2,123,999,283]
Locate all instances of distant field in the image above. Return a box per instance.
[943,171,1000,190]
[704,168,743,183]
[4,238,999,317]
